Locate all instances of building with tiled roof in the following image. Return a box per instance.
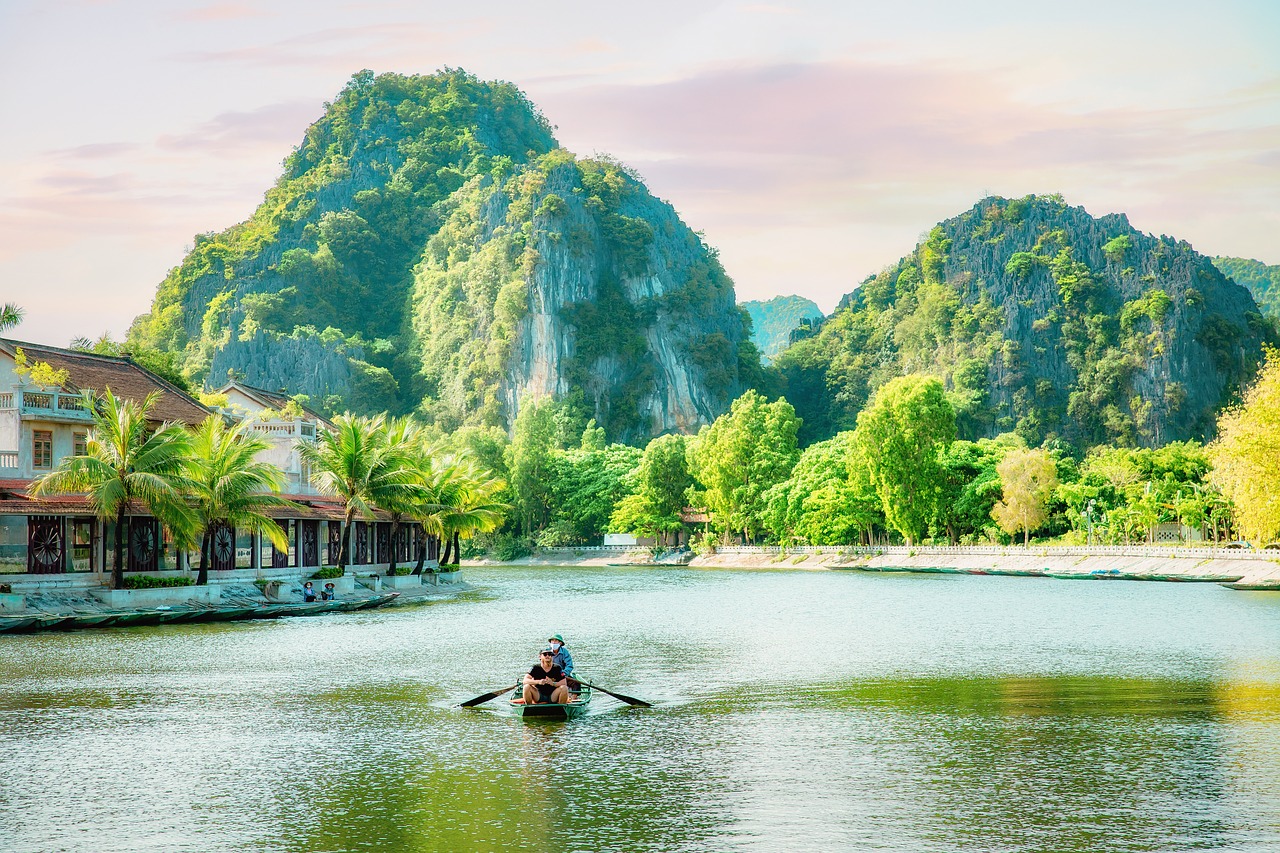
[0,341,438,586]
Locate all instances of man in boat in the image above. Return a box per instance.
[523,649,569,705]
[547,634,574,676]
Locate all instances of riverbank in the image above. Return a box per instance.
[0,571,470,632]
[481,546,1280,589]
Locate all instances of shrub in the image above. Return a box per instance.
[310,566,343,580]
[124,575,195,589]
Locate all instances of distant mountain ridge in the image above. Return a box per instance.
[774,194,1271,448]
[127,69,758,442]
[741,296,824,364]
[1213,257,1280,318]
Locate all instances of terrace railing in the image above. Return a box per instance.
[0,389,92,421]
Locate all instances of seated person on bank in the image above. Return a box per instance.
[302,581,317,602]
[523,650,569,705]
[320,582,336,601]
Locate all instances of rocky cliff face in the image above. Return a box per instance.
[408,154,751,442]
[128,70,756,440]
[777,195,1271,448]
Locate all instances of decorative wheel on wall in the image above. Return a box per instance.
[28,519,64,572]
[129,521,157,570]
[212,524,234,569]
[301,523,317,566]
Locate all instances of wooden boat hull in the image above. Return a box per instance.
[509,683,592,720]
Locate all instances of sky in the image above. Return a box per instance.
[1,0,1278,346]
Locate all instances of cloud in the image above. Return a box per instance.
[156,100,321,152]
[171,3,265,22]
[531,59,1280,304]
[170,21,486,71]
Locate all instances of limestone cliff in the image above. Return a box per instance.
[776,195,1272,448]
[128,70,756,440]
[408,153,752,441]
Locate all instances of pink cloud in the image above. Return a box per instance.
[156,100,321,152]
[171,3,265,22]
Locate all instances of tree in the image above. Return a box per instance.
[187,416,295,585]
[854,375,956,545]
[544,442,642,545]
[370,418,433,575]
[509,397,563,536]
[687,390,800,543]
[991,447,1059,546]
[610,434,692,545]
[0,303,22,333]
[297,413,422,570]
[762,431,879,546]
[937,436,1022,544]
[431,457,510,566]
[30,390,195,589]
[1208,349,1280,542]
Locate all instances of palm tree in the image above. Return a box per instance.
[31,389,194,590]
[369,418,434,576]
[297,414,424,572]
[188,416,297,585]
[0,303,23,333]
[432,457,509,567]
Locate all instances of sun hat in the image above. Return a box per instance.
[548,634,565,644]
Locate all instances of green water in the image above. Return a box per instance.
[3,565,1280,852]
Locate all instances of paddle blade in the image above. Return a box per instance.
[581,681,652,708]
[459,683,518,708]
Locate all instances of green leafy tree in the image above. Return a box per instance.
[30,390,195,589]
[936,435,1022,543]
[991,447,1060,545]
[854,375,956,545]
[545,442,642,545]
[1208,349,1280,542]
[687,390,800,542]
[509,398,566,536]
[610,434,693,545]
[762,431,881,546]
[187,416,295,585]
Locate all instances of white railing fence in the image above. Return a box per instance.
[536,544,1280,561]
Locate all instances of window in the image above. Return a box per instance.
[32,430,52,469]
[73,432,87,457]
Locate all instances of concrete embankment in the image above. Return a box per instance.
[485,547,1280,589]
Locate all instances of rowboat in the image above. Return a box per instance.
[509,681,592,720]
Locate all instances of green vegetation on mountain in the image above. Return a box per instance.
[741,295,824,363]
[1212,256,1280,318]
[774,195,1272,449]
[129,69,754,442]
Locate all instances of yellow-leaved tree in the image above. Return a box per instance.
[991,447,1059,546]
[1208,349,1280,543]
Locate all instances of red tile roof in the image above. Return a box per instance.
[1,338,210,425]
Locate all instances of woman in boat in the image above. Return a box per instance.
[523,650,569,705]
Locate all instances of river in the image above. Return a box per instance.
[3,565,1280,852]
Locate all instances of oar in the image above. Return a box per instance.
[576,679,652,708]
[459,683,519,708]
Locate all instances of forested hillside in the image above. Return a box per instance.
[128,69,756,442]
[1213,257,1280,318]
[774,195,1271,448]
[741,295,824,363]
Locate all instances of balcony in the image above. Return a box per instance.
[0,449,17,477]
[0,389,93,423]
[251,420,318,443]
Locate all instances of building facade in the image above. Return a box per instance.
[0,341,438,589]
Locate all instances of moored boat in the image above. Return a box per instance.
[509,681,592,721]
